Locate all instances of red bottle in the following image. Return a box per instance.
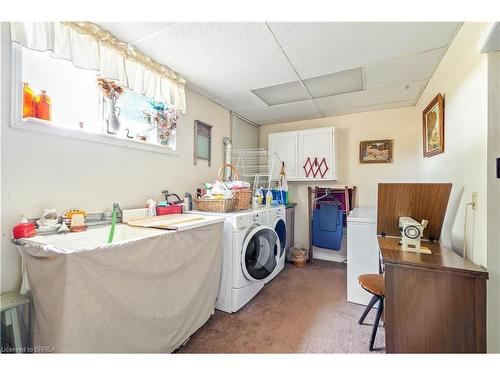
[34,90,52,121]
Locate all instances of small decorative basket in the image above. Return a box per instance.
[292,247,308,268]
[218,163,252,210]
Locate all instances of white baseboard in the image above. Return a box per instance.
[313,247,347,263]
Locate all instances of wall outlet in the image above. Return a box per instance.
[472,192,479,211]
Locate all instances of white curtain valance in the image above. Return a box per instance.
[10,22,186,113]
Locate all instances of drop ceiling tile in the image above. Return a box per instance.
[252,81,309,106]
[212,91,268,111]
[268,22,461,79]
[304,68,364,98]
[320,99,415,117]
[259,112,323,125]
[314,80,426,114]
[135,22,298,97]
[96,22,178,44]
[237,99,320,124]
[365,48,445,89]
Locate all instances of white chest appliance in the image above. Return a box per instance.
[347,208,380,306]
[267,205,287,280]
[189,208,280,313]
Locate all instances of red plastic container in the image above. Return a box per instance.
[156,205,182,216]
[13,223,36,239]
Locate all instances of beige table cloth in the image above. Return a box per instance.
[19,223,223,353]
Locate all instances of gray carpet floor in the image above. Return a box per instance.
[179,260,385,353]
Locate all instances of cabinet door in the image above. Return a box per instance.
[297,127,335,180]
[268,131,298,179]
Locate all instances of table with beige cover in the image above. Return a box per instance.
[18,223,223,353]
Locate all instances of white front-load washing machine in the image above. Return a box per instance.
[267,205,287,281]
[189,208,279,313]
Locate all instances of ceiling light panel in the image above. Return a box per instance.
[303,68,364,98]
[268,22,461,79]
[252,81,310,106]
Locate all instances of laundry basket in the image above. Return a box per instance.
[218,163,252,210]
[193,197,236,212]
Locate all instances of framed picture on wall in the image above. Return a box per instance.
[422,93,444,157]
[359,139,393,164]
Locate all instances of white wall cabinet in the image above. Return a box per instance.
[268,127,336,181]
[268,131,298,179]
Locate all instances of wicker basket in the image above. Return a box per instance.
[293,257,307,268]
[193,197,236,213]
[218,163,252,210]
[292,247,308,268]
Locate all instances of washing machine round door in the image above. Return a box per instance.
[274,218,287,259]
[241,226,278,281]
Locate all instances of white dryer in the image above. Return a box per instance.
[267,205,287,281]
[189,208,279,313]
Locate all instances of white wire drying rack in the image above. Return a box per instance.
[231,148,281,194]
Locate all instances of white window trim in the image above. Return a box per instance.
[9,44,178,156]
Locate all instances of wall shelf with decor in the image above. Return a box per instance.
[268,127,337,181]
[10,23,184,156]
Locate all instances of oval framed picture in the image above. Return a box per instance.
[422,93,444,157]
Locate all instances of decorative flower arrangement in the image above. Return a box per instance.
[97,77,124,100]
[143,101,180,146]
[97,78,125,134]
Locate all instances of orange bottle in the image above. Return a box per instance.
[34,90,52,121]
[23,82,34,118]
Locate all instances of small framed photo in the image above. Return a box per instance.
[359,139,393,164]
[422,93,444,157]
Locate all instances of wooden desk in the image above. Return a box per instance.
[379,237,488,353]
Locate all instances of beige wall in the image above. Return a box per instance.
[415,22,489,268]
[0,24,230,293]
[231,114,259,150]
[487,50,500,354]
[259,107,418,247]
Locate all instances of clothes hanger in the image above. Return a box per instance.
[314,188,330,201]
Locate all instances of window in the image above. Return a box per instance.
[13,45,179,154]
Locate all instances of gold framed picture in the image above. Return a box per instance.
[359,139,393,164]
[422,93,444,157]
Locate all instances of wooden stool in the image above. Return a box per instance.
[357,274,384,351]
[1,292,30,353]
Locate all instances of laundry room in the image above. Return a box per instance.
[1,2,500,372]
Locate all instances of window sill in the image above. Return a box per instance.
[10,118,178,156]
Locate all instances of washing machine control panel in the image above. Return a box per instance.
[236,212,261,229]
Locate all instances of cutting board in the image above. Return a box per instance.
[126,214,204,230]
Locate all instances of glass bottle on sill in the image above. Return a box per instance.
[22,82,34,118]
[34,90,52,121]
